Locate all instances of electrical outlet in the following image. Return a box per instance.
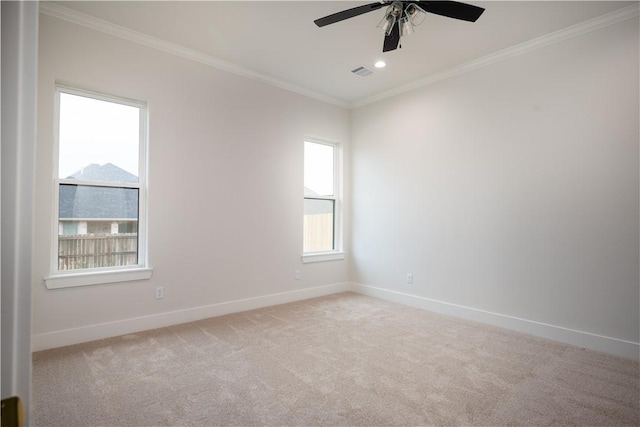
[155,286,164,299]
[406,273,414,284]
[294,270,300,280]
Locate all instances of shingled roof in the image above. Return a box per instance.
[66,163,138,183]
[59,163,138,220]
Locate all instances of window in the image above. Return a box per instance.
[303,139,344,262]
[45,86,151,288]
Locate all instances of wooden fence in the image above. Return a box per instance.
[303,213,334,252]
[58,233,138,270]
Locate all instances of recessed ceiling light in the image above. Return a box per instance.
[374,61,386,68]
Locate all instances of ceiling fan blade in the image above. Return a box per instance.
[314,2,387,27]
[382,22,401,52]
[416,1,485,22]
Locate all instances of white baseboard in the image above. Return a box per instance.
[33,281,639,361]
[32,282,349,352]
[349,283,640,361]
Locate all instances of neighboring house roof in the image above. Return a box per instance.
[66,162,138,183]
[60,163,138,220]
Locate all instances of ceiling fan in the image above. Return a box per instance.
[314,1,485,52]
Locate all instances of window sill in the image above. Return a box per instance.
[301,251,346,263]
[44,267,153,289]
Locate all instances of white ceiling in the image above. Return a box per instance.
[49,1,635,106]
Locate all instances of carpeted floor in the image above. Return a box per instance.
[33,292,639,426]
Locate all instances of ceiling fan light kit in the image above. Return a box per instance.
[406,3,428,26]
[399,15,414,37]
[377,13,397,35]
[314,1,485,53]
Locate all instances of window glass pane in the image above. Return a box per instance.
[303,198,334,252]
[58,184,138,270]
[304,141,334,196]
[118,221,138,234]
[61,221,77,235]
[59,92,140,182]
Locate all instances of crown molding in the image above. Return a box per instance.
[39,2,638,111]
[352,3,640,108]
[38,1,350,109]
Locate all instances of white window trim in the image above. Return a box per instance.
[302,251,346,263]
[302,137,344,263]
[44,267,153,289]
[47,85,152,288]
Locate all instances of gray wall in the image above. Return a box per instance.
[351,18,639,344]
[31,8,639,358]
[33,14,350,347]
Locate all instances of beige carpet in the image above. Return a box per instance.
[33,292,639,426]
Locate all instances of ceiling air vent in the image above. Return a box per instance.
[351,66,373,77]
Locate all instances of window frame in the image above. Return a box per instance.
[45,85,152,289]
[302,138,345,263]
